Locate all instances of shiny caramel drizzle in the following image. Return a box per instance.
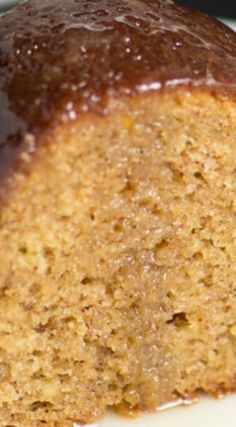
[0,0,236,179]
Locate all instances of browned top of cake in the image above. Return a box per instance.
[0,0,236,179]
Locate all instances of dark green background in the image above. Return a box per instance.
[177,1,236,18]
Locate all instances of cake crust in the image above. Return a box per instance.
[1,0,236,183]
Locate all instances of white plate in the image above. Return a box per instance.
[0,4,236,427]
[222,19,236,31]
[0,0,17,6]
[0,0,17,9]
[99,394,236,427]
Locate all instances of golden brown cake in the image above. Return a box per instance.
[1,0,236,425]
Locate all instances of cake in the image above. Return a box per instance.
[0,0,236,425]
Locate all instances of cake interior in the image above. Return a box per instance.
[0,90,236,426]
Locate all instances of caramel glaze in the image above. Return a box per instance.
[0,0,236,181]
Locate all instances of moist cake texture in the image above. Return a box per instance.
[1,0,236,426]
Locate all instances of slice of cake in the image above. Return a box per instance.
[0,0,236,425]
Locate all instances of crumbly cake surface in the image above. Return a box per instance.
[0,1,236,427]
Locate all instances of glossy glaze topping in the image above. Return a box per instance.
[0,0,236,179]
